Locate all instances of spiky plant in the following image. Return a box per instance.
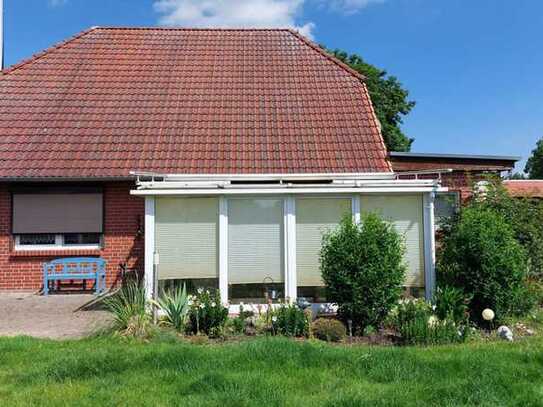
[151,284,190,332]
[103,280,150,337]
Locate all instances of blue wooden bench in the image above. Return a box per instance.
[43,258,106,296]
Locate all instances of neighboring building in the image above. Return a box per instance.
[390,152,519,225]
[503,180,543,199]
[2,27,500,306]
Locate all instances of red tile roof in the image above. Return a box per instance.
[0,27,391,179]
[504,180,543,198]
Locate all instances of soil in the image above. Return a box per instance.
[0,292,113,339]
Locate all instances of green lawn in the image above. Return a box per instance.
[1,336,542,407]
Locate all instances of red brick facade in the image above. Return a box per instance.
[390,154,517,202]
[0,182,144,291]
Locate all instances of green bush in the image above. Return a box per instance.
[433,286,471,324]
[187,289,228,337]
[103,281,152,338]
[311,318,346,342]
[470,179,543,279]
[271,303,309,337]
[320,214,406,333]
[438,206,529,323]
[151,284,190,333]
[390,299,467,345]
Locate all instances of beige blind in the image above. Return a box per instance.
[228,198,283,284]
[360,195,424,287]
[296,198,352,287]
[12,193,103,234]
[155,197,218,281]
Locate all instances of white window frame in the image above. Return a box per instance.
[14,233,102,251]
[148,192,436,310]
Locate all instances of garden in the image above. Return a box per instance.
[1,179,543,405]
[97,180,543,348]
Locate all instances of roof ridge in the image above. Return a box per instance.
[96,26,294,31]
[1,27,99,77]
[286,29,366,82]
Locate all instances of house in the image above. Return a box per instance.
[0,27,443,306]
[390,152,519,223]
[503,180,543,199]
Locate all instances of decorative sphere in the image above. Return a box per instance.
[482,308,495,321]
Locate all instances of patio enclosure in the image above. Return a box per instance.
[152,194,428,305]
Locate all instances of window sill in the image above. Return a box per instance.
[9,249,102,258]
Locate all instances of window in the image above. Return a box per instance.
[15,233,102,250]
[12,188,104,251]
[296,197,352,302]
[435,192,460,226]
[360,194,425,288]
[155,197,219,294]
[228,198,284,304]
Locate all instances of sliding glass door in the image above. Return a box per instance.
[228,198,284,304]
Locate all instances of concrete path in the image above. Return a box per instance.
[0,292,112,339]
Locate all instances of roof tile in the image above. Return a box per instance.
[0,27,391,178]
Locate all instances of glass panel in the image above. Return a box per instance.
[18,234,56,245]
[296,198,352,302]
[63,233,101,245]
[360,194,424,287]
[158,278,219,296]
[155,197,219,281]
[435,192,459,226]
[228,198,284,304]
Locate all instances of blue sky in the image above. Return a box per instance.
[3,0,542,171]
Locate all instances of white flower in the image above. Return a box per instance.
[197,288,204,294]
[428,316,438,327]
[211,302,216,307]
[272,316,277,322]
[199,304,205,309]
[432,305,437,311]
[187,299,193,306]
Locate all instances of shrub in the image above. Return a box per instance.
[187,289,228,337]
[151,284,190,333]
[321,214,406,333]
[271,303,309,337]
[103,281,152,338]
[433,286,471,324]
[225,304,254,336]
[470,179,543,279]
[311,318,346,342]
[438,206,529,323]
[390,299,467,345]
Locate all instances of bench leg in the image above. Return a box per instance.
[43,278,49,296]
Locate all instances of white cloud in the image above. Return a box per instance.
[320,0,385,15]
[153,0,315,39]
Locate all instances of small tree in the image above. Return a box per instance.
[525,137,543,179]
[320,214,406,333]
[438,206,529,323]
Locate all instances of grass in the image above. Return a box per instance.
[1,335,543,406]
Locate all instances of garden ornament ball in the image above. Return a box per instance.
[482,308,495,321]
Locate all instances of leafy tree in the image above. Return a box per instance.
[326,48,416,151]
[525,138,543,179]
[320,214,406,333]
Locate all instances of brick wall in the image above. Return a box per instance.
[0,182,144,291]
